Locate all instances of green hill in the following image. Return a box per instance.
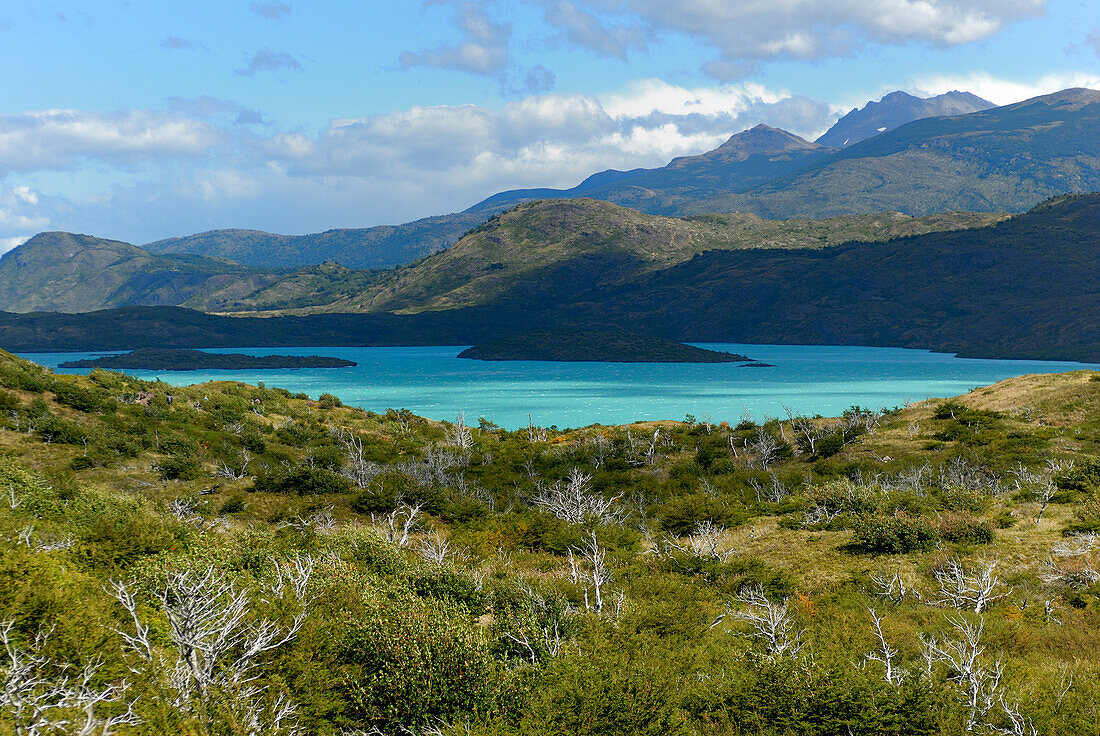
[0,205,999,316]
[143,209,486,269]
[0,194,1094,361]
[0,233,391,314]
[324,199,1003,314]
[0,232,283,313]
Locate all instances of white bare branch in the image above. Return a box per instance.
[533,469,623,525]
[731,585,803,658]
[372,504,422,548]
[921,615,1004,732]
[570,532,615,615]
[664,521,735,562]
[933,559,1009,614]
[0,621,139,735]
[863,609,903,684]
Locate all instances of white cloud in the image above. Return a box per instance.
[399,1,511,76]
[543,1,648,60]
[0,110,221,174]
[0,185,51,246]
[911,70,1100,105]
[0,81,841,243]
[564,0,1049,76]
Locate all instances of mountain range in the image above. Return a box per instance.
[2,193,1096,361]
[2,87,1099,362]
[0,207,1000,314]
[140,88,1094,268]
[814,90,992,148]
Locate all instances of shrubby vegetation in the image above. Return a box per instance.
[0,349,1098,734]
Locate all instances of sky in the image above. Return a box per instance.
[0,0,1098,251]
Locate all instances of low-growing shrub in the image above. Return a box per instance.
[936,513,994,545]
[155,454,203,481]
[850,512,940,554]
[318,392,343,409]
[253,465,352,496]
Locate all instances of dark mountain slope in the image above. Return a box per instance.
[550,194,1100,361]
[304,199,1004,314]
[694,89,1100,218]
[1,195,1096,362]
[144,211,486,269]
[816,90,993,148]
[0,232,283,313]
[469,125,835,217]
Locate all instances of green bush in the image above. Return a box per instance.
[335,592,494,731]
[253,466,352,496]
[318,393,343,409]
[850,512,940,554]
[685,657,941,736]
[937,485,989,512]
[0,388,19,412]
[155,454,203,481]
[410,565,485,615]
[936,513,994,545]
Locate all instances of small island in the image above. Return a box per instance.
[59,348,357,371]
[458,330,767,364]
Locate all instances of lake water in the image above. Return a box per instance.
[21,344,1100,430]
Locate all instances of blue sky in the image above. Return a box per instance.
[0,0,1098,249]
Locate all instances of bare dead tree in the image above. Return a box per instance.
[921,615,1004,732]
[870,570,923,604]
[906,422,921,439]
[585,432,613,468]
[447,413,474,451]
[500,584,570,665]
[0,621,139,736]
[331,428,381,487]
[569,532,613,615]
[15,526,74,553]
[933,559,1009,614]
[267,554,316,605]
[784,407,825,456]
[282,508,338,535]
[940,457,1001,495]
[748,428,783,471]
[110,565,308,735]
[993,698,1039,736]
[730,585,803,658]
[663,520,735,562]
[1051,532,1097,558]
[372,504,423,548]
[215,450,253,480]
[863,608,903,684]
[1040,556,1100,589]
[533,469,623,525]
[748,472,790,504]
[526,415,547,443]
[417,530,466,564]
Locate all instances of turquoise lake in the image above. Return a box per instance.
[21,344,1100,430]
